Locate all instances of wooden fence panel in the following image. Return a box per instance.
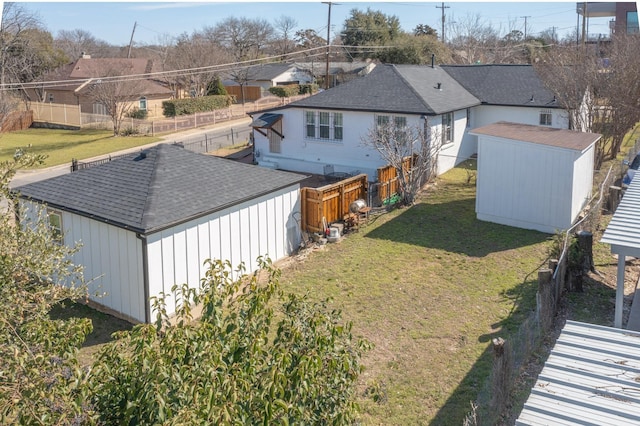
[301,174,368,233]
[376,156,413,201]
[2,110,33,132]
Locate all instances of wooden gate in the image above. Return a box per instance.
[301,174,368,233]
[376,156,414,201]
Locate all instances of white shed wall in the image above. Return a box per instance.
[146,185,301,317]
[254,108,469,181]
[476,136,578,233]
[571,144,595,219]
[20,200,146,323]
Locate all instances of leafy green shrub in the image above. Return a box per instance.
[87,258,370,424]
[162,95,234,117]
[206,76,228,96]
[119,126,139,136]
[299,83,319,95]
[268,85,300,98]
[126,108,148,120]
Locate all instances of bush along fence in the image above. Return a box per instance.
[467,162,618,425]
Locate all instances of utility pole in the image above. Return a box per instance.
[581,2,587,44]
[521,16,531,39]
[436,2,450,43]
[127,21,137,59]
[322,2,334,90]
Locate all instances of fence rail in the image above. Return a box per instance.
[32,95,308,135]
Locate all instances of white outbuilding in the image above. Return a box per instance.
[471,122,601,233]
[16,144,307,323]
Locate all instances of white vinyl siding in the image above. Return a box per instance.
[146,185,301,319]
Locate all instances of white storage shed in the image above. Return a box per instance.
[472,122,601,233]
[17,144,307,323]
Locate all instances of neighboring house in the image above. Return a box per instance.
[223,63,314,102]
[28,54,173,119]
[294,60,377,88]
[16,144,306,323]
[250,63,481,181]
[472,122,601,233]
[249,63,579,183]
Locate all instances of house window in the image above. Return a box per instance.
[466,108,471,128]
[304,110,343,141]
[442,112,453,144]
[627,11,639,34]
[376,115,407,129]
[539,110,552,126]
[48,210,63,243]
[93,103,107,115]
[48,94,54,103]
[139,97,147,110]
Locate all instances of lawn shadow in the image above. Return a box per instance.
[428,273,541,425]
[50,299,133,348]
[365,199,549,257]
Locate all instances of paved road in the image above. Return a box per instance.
[10,117,253,189]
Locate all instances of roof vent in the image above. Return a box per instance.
[133,151,147,161]
[437,82,442,90]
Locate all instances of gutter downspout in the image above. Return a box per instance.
[136,232,151,323]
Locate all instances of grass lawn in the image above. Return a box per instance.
[0,128,160,168]
[276,165,552,424]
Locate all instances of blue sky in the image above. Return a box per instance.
[16,1,630,46]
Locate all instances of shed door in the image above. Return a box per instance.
[268,120,283,153]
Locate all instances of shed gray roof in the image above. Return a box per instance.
[441,64,559,108]
[284,64,480,115]
[516,320,640,425]
[15,144,306,234]
[471,121,601,152]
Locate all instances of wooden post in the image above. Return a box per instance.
[608,185,622,212]
[576,230,595,273]
[538,268,554,332]
[490,337,512,416]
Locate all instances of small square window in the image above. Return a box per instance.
[48,210,63,243]
[48,94,54,103]
[540,111,552,126]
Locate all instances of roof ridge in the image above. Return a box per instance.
[389,64,434,114]
[140,145,163,230]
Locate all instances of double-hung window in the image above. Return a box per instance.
[442,112,453,144]
[539,110,552,126]
[304,111,343,141]
[139,97,147,110]
[376,115,407,129]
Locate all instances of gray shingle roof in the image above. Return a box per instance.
[441,64,559,108]
[286,64,480,115]
[16,144,307,234]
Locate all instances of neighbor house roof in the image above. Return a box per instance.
[272,64,480,116]
[441,64,559,108]
[16,144,307,234]
[471,121,601,152]
[41,57,172,96]
[517,320,640,425]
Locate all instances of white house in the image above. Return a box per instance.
[250,64,482,181]
[472,122,601,233]
[223,63,314,95]
[16,144,307,323]
[249,63,575,182]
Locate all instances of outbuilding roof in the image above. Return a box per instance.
[517,320,640,425]
[471,121,601,152]
[281,64,480,115]
[15,144,307,234]
[441,64,559,108]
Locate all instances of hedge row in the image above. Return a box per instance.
[268,83,319,98]
[162,95,234,117]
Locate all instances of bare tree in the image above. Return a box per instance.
[361,118,442,205]
[53,29,113,59]
[209,17,274,61]
[534,35,640,165]
[273,15,298,57]
[85,66,146,136]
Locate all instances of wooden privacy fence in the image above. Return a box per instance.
[301,174,368,233]
[376,156,414,202]
[2,110,33,132]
